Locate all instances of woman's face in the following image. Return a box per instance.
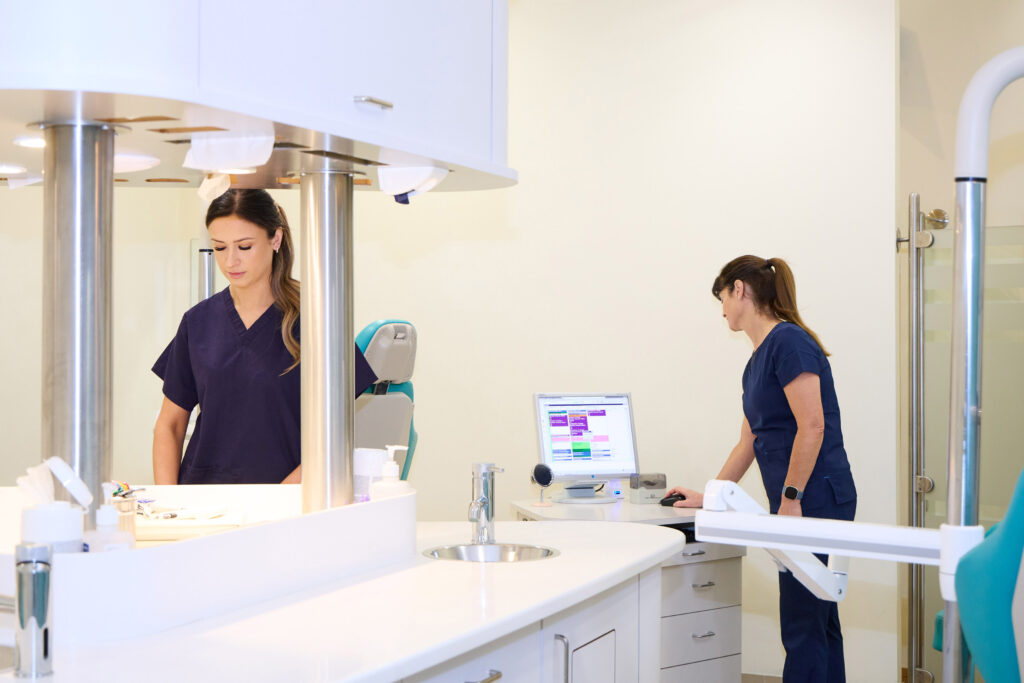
[720,282,747,332]
[208,215,282,292]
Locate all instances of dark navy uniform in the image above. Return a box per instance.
[742,322,857,682]
[153,288,377,484]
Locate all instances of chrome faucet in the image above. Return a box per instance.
[14,543,53,678]
[468,463,503,545]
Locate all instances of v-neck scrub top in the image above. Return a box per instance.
[741,322,857,515]
[153,288,377,484]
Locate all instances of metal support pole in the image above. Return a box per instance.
[943,179,985,682]
[300,171,355,512]
[907,194,925,683]
[41,123,114,524]
[198,248,215,301]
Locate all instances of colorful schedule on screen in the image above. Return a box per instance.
[535,393,639,481]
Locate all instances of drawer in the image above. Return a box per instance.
[660,654,741,682]
[661,558,741,616]
[660,606,741,668]
[661,541,746,567]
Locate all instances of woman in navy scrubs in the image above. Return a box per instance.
[667,255,857,683]
[152,189,376,485]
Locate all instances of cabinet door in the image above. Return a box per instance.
[404,623,541,683]
[541,578,639,682]
[198,0,493,162]
[572,630,616,683]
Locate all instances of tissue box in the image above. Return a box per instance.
[629,473,667,504]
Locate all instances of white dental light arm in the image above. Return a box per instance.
[695,481,983,603]
[955,46,1024,178]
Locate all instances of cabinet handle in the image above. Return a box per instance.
[692,630,717,639]
[353,95,394,110]
[691,580,716,589]
[554,633,570,683]
[465,670,502,683]
[682,549,706,557]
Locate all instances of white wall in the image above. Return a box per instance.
[347,1,899,679]
[0,1,899,679]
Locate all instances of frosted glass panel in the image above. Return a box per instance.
[919,224,1024,678]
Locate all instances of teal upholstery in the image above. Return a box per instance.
[954,467,1024,682]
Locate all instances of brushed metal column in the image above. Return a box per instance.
[943,179,985,682]
[300,171,355,512]
[198,248,215,301]
[907,193,926,683]
[41,123,114,522]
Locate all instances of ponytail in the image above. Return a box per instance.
[765,258,829,356]
[712,255,829,356]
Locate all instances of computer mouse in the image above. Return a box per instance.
[660,493,686,507]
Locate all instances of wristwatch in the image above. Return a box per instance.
[782,485,804,501]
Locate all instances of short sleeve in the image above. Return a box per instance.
[773,331,824,388]
[152,317,199,412]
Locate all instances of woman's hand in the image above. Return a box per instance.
[665,485,703,508]
[777,498,803,517]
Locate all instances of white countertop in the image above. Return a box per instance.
[511,497,698,525]
[5,520,684,683]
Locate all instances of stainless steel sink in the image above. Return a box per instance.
[424,543,559,562]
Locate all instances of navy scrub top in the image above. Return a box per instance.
[153,288,377,484]
[742,322,857,515]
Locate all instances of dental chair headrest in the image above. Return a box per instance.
[361,321,416,384]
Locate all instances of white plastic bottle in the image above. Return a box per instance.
[83,504,135,552]
[369,445,412,500]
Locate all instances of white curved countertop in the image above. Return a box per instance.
[5,520,684,683]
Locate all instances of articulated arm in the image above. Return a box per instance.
[695,481,983,603]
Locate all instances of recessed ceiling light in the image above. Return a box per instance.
[0,163,27,174]
[13,135,45,149]
[114,152,160,173]
[216,167,257,175]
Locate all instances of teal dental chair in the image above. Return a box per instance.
[952,466,1024,682]
[355,320,417,480]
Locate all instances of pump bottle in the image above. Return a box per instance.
[369,445,412,500]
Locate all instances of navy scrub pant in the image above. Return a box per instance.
[778,565,846,682]
[778,499,856,683]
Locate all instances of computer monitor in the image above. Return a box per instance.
[534,393,640,486]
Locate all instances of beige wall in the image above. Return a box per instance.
[0,1,900,680]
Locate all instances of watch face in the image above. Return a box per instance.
[783,486,800,500]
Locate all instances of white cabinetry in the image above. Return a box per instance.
[541,579,639,682]
[404,624,541,683]
[405,578,641,683]
[659,542,744,681]
[198,0,496,163]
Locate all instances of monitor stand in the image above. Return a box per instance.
[555,481,618,505]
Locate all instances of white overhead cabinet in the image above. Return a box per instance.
[198,0,498,165]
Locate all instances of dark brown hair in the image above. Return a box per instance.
[206,189,300,372]
[711,255,829,355]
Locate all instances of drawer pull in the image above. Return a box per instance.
[691,580,716,589]
[681,549,706,557]
[692,630,717,639]
[554,634,570,683]
[466,670,502,683]
[353,95,394,110]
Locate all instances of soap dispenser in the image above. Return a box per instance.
[369,445,412,500]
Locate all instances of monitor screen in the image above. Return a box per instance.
[534,393,640,482]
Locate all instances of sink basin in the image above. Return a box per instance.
[424,543,559,562]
